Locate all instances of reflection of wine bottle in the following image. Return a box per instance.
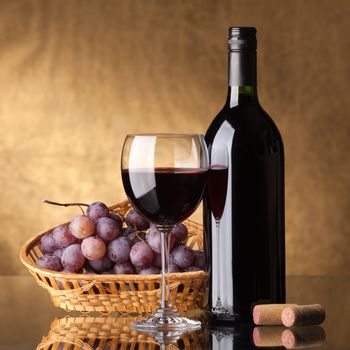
[204,27,285,323]
[209,324,285,350]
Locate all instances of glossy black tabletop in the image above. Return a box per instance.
[0,275,349,349]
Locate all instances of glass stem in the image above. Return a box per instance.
[215,220,222,307]
[159,226,172,310]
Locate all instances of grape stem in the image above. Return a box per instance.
[135,231,146,243]
[43,199,89,215]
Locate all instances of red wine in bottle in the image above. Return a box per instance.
[204,27,285,323]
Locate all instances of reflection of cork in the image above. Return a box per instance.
[253,304,298,325]
[253,326,284,347]
[282,304,326,327]
[281,326,326,349]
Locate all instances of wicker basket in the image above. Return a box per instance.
[20,200,208,313]
[36,315,208,350]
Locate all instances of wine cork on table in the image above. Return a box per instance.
[281,326,326,349]
[253,326,284,347]
[281,304,326,327]
[253,304,298,325]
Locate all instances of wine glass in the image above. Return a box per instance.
[121,134,209,332]
[207,145,229,314]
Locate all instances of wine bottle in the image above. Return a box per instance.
[204,27,285,323]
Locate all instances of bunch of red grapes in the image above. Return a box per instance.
[36,202,205,275]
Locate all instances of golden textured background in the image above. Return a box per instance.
[0,0,349,275]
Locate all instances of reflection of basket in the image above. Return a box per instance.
[36,315,208,350]
[20,200,208,313]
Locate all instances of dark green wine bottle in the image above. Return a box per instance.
[204,27,285,323]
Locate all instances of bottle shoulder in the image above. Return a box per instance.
[205,103,283,154]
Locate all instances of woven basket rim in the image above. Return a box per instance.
[20,199,206,282]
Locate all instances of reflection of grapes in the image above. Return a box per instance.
[88,255,113,273]
[139,266,160,274]
[87,202,109,221]
[69,215,95,239]
[130,242,154,269]
[36,254,63,271]
[113,261,134,274]
[40,233,56,253]
[170,223,188,243]
[125,209,149,230]
[96,217,120,242]
[108,237,131,263]
[52,224,78,248]
[109,212,123,231]
[172,245,194,269]
[61,244,85,272]
[81,236,106,261]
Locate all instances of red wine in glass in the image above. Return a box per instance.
[207,165,228,220]
[122,167,207,226]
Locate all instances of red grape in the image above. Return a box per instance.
[81,236,106,261]
[87,202,109,221]
[146,224,175,253]
[52,224,78,248]
[171,245,194,269]
[169,253,176,265]
[36,254,63,271]
[168,263,180,273]
[61,244,85,272]
[122,226,135,237]
[109,212,123,231]
[88,255,114,273]
[107,237,131,263]
[69,215,95,239]
[113,261,134,274]
[125,209,150,230]
[152,253,162,269]
[139,266,160,274]
[40,232,57,254]
[53,248,65,259]
[170,223,188,243]
[127,230,146,246]
[95,217,121,242]
[184,266,202,272]
[193,250,205,269]
[130,242,154,269]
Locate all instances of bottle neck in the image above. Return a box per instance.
[227,51,257,107]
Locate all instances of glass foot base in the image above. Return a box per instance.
[131,307,201,332]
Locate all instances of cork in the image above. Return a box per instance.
[253,304,298,325]
[281,304,326,327]
[252,326,284,347]
[281,326,326,349]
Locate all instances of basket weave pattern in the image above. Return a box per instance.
[20,200,208,313]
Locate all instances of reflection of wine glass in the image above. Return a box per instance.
[121,134,209,332]
[207,146,229,314]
